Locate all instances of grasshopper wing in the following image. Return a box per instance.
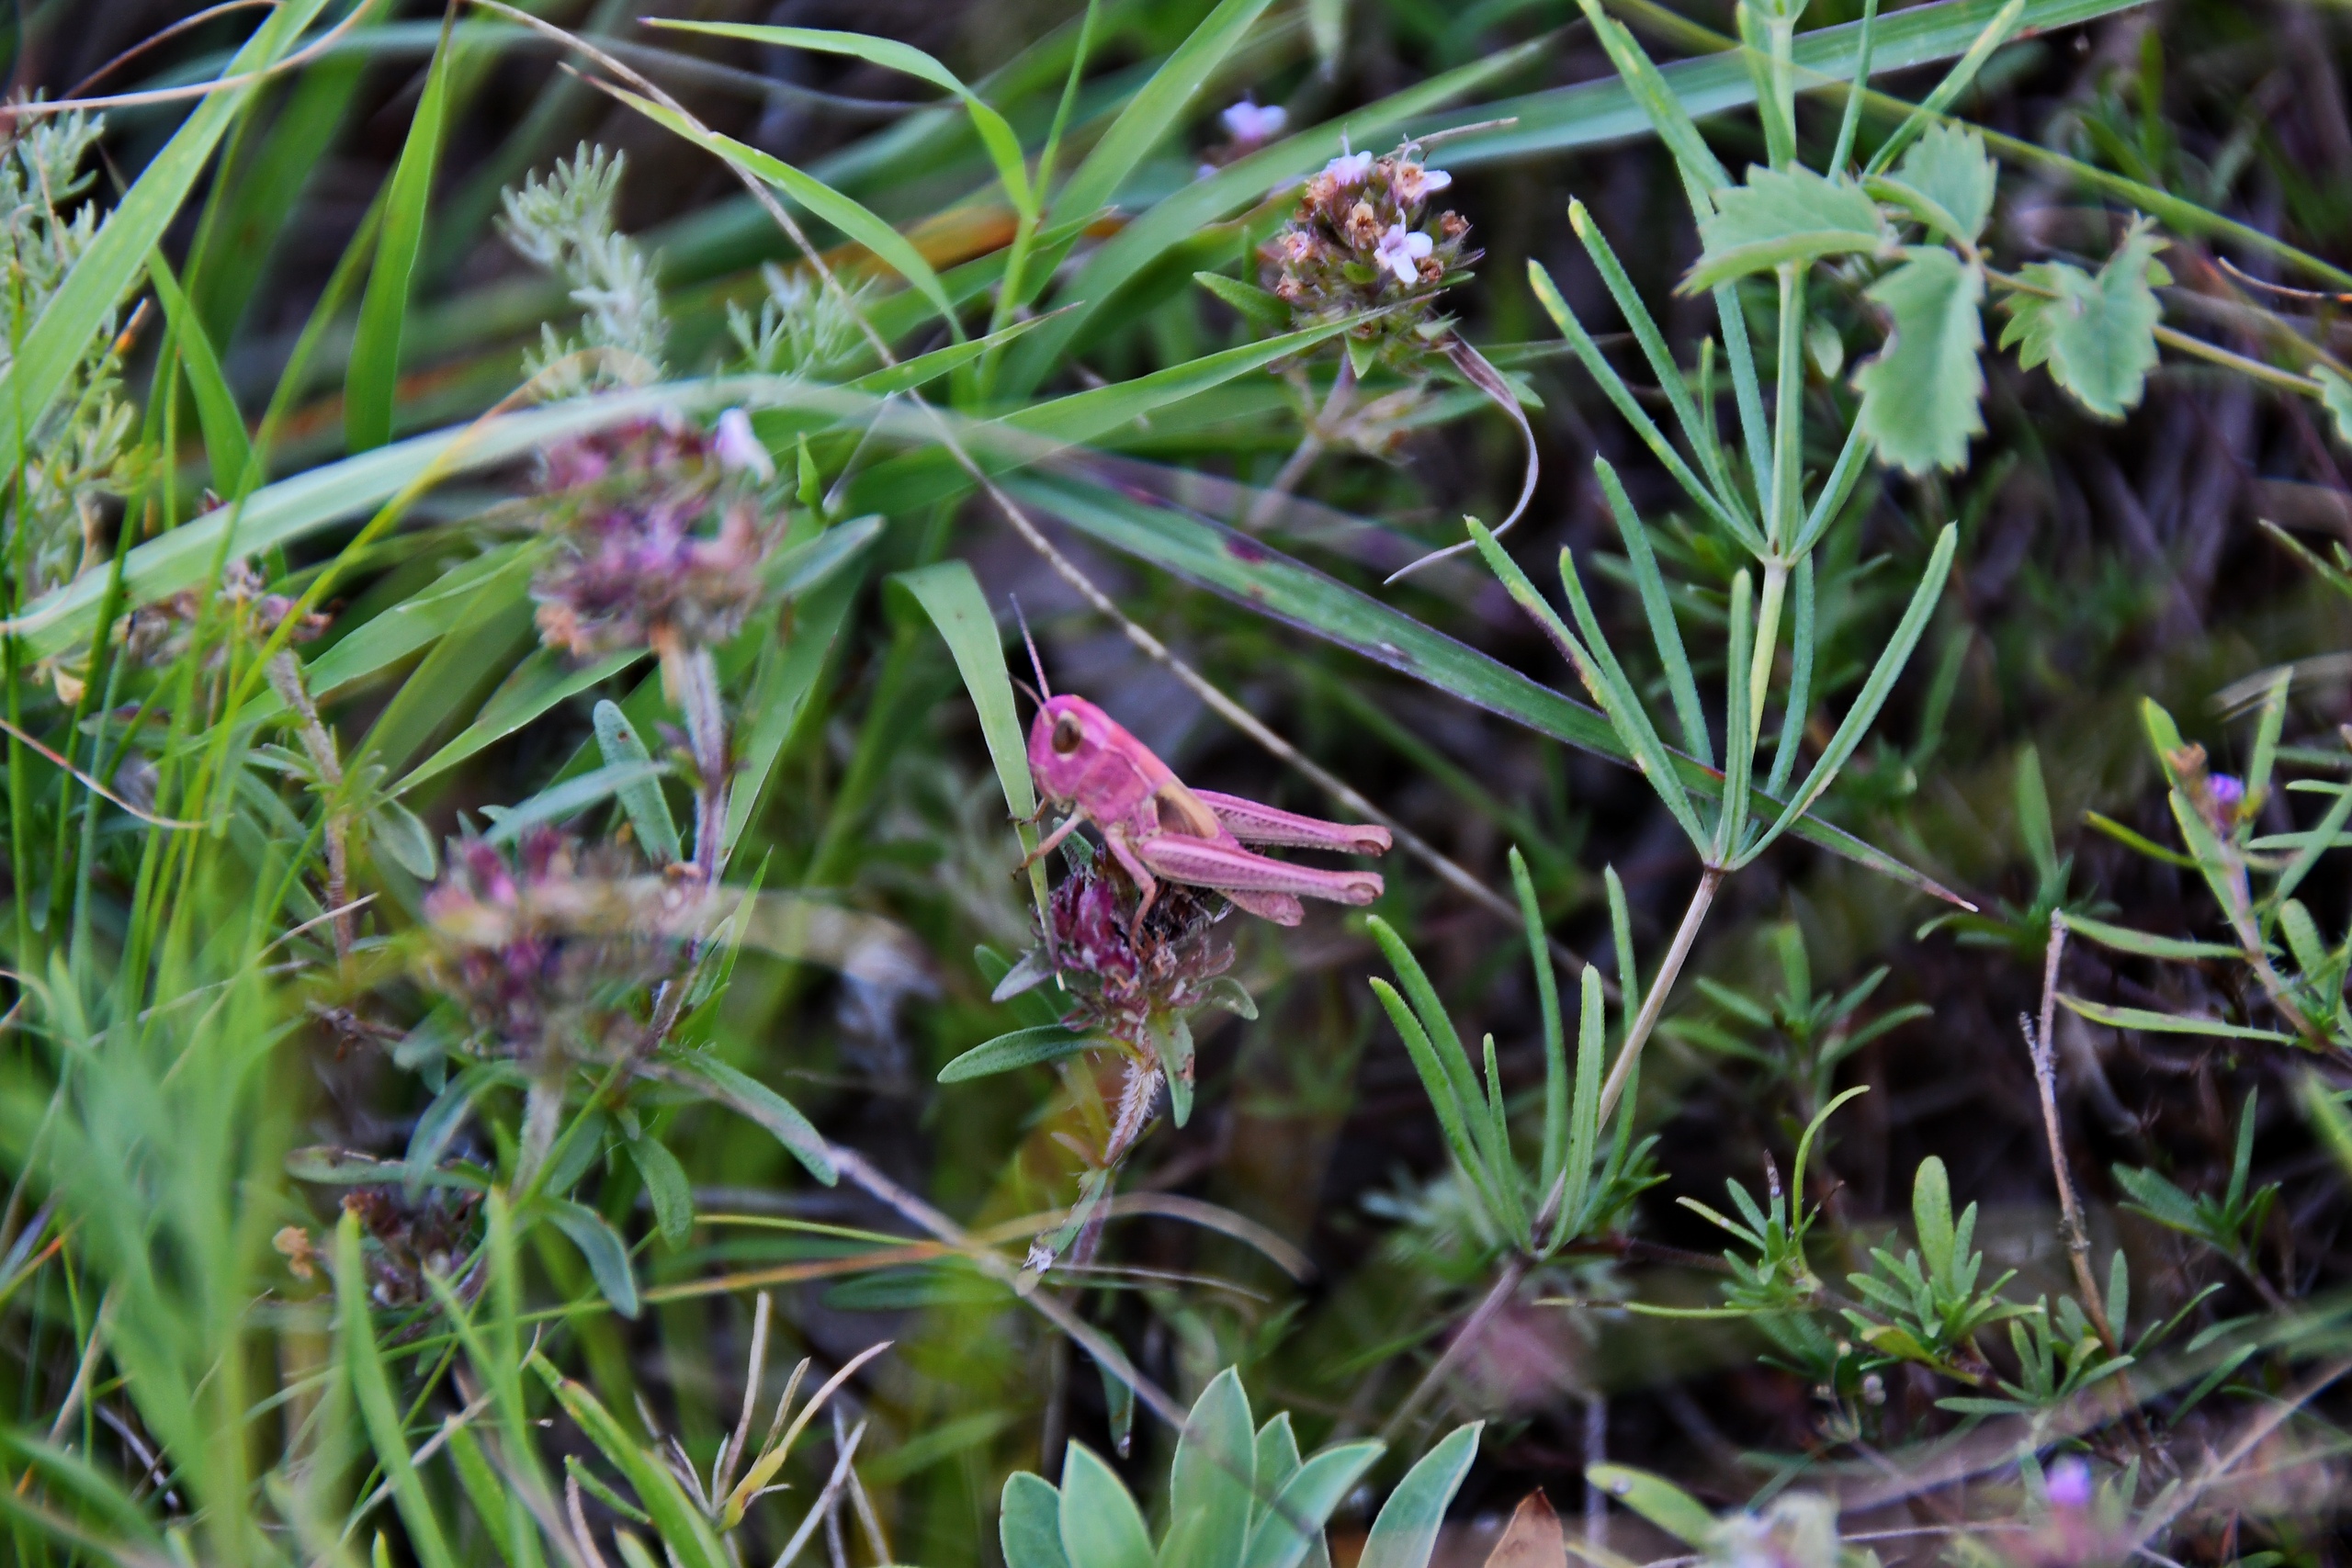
[1193,790,1392,855]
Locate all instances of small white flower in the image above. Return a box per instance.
[1420,168,1453,193]
[713,408,775,482]
[1220,99,1288,144]
[1324,150,1374,186]
[1374,223,1434,285]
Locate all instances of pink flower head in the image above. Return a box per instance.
[1374,222,1435,285]
[2045,1458,2094,1511]
[713,407,774,482]
[1324,150,1374,186]
[1220,99,1288,145]
[1392,163,1453,206]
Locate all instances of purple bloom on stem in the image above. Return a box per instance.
[1374,222,1434,284]
[2045,1458,2094,1510]
[712,407,774,482]
[2207,773,2245,814]
[1220,99,1287,144]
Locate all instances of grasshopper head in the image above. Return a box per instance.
[1027,694,1111,803]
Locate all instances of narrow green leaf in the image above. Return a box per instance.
[348,11,456,453]
[482,761,669,845]
[529,1362,731,1568]
[541,1199,639,1319]
[1587,1465,1715,1548]
[625,1134,693,1248]
[1361,1423,1482,1568]
[726,568,860,857]
[147,250,252,489]
[2016,744,2058,886]
[335,1213,461,1568]
[1515,848,1568,1197]
[938,1025,1092,1082]
[2058,996,2294,1044]
[1912,1155,1956,1278]
[1595,458,1710,768]
[2061,913,2240,963]
[594,701,682,867]
[1053,0,1275,226]
[650,21,1035,216]
[1855,248,1985,475]
[1242,1441,1385,1568]
[614,88,959,333]
[0,0,331,480]
[1193,269,1291,329]
[1755,524,1956,853]
[397,648,641,791]
[656,1049,837,1184]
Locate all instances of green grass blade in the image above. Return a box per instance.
[346,11,456,455]
[146,251,252,491]
[526,1360,730,1568]
[1050,0,1274,226]
[1515,847,1567,1198]
[1594,457,1710,768]
[591,702,680,866]
[1752,525,1957,859]
[724,566,862,858]
[0,0,331,479]
[334,1212,460,1568]
[649,21,1035,217]
[893,559,1050,923]
[1716,569,1755,864]
[614,87,961,334]
[1551,543,1712,852]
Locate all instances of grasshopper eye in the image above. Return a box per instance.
[1051,713,1084,755]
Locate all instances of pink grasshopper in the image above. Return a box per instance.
[1018,657,1391,926]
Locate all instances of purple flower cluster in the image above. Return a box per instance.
[1046,858,1235,1052]
[529,409,778,658]
[1259,142,1476,367]
[419,827,669,1064]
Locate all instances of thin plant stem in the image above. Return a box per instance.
[1596,866,1723,1126]
[1376,1255,1525,1443]
[1247,358,1354,528]
[2028,913,2116,1351]
[265,653,353,966]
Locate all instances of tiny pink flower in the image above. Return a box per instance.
[1374,223,1434,285]
[712,407,774,482]
[2045,1459,2094,1511]
[1392,164,1453,205]
[1220,99,1287,145]
[1324,150,1373,186]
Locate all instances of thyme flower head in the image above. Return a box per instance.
[419,827,671,1064]
[1260,141,1475,365]
[529,408,779,658]
[1046,854,1236,1052]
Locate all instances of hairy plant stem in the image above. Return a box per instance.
[1595,865,1722,1126]
[660,637,728,882]
[1375,1255,1525,1443]
[1246,358,1354,528]
[2030,912,2117,1351]
[266,651,353,966]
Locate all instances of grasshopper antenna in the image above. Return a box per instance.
[1012,595,1052,699]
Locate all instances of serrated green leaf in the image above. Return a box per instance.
[1684,164,1889,293]
[1855,246,1984,474]
[2000,220,2168,420]
[1877,122,1996,243]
